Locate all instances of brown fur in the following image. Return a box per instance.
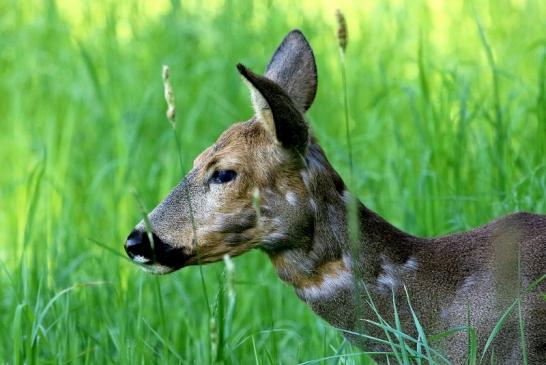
[125,30,546,363]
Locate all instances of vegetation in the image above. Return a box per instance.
[1,0,544,363]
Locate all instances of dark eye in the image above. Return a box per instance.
[209,170,237,184]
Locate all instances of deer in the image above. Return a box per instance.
[124,30,546,364]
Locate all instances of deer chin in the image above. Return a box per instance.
[127,242,197,275]
[137,262,177,275]
[132,249,195,275]
[128,235,256,275]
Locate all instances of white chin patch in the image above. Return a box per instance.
[131,255,174,275]
[132,255,152,264]
[139,264,174,275]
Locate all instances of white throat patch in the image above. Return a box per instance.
[296,269,353,302]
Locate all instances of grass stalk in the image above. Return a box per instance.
[162,65,213,362]
[403,286,431,363]
[335,9,366,339]
[391,290,410,364]
[473,8,506,195]
[19,161,45,261]
[537,49,546,157]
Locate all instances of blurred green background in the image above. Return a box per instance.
[0,0,545,363]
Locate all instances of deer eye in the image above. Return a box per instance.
[209,170,237,184]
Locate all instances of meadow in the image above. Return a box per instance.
[0,0,545,363]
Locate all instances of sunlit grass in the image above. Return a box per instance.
[0,0,545,363]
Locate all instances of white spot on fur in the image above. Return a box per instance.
[297,269,353,302]
[132,255,151,264]
[376,256,418,293]
[403,256,419,271]
[285,191,298,206]
[461,273,477,292]
[265,232,287,242]
[377,272,399,292]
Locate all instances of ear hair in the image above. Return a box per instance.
[238,69,277,140]
[237,64,308,153]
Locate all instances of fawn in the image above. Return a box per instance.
[125,30,546,363]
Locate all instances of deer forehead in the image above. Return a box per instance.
[192,119,307,194]
[194,120,273,169]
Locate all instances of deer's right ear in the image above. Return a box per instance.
[237,64,308,153]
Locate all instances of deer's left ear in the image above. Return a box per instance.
[237,64,308,153]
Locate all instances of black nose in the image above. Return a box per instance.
[125,229,163,262]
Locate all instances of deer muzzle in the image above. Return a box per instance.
[124,228,194,273]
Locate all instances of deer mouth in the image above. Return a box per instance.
[124,229,195,274]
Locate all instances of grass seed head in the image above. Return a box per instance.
[162,64,176,126]
[335,9,348,53]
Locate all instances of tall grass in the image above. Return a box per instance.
[0,0,545,363]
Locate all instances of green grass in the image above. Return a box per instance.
[1,0,545,363]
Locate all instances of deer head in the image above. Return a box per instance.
[125,30,344,274]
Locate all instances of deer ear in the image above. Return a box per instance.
[265,29,317,112]
[237,64,308,153]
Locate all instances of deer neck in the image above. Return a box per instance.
[266,143,417,306]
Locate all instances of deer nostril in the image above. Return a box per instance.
[125,229,157,262]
